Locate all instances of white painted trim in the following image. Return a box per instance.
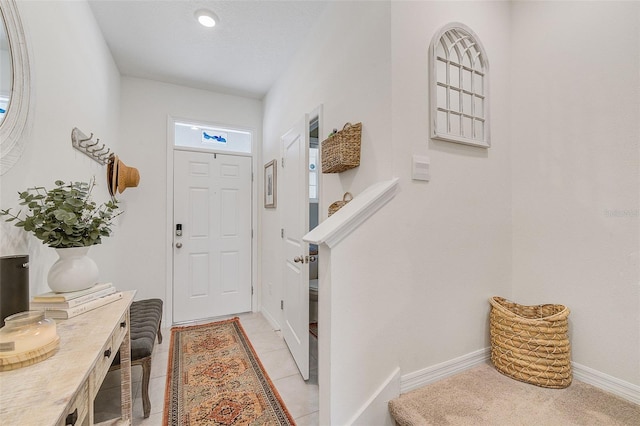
[165,117,176,327]
[0,0,32,175]
[347,367,401,426]
[172,116,256,156]
[251,127,259,314]
[572,362,640,405]
[260,306,281,331]
[400,348,490,394]
[173,145,253,157]
[166,115,258,326]
[309,104,324,224]
[303,178,400,248]
[399,349,640,406]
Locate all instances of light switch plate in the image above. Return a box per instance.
[412,155,430,181]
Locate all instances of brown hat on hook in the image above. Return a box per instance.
[107,155,140,195]
[117,157,140,193]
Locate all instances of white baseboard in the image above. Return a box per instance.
[348,367,401,426]
[572,362,640,405]
[400,348,491,394]
[259,307,281,331]
[398,348,640,406]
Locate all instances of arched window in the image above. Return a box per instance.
[430,23,489,148]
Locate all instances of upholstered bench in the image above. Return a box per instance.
[110,298,163,418]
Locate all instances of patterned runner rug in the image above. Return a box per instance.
[163,317,296,425]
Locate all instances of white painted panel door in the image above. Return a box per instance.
[281,117,310,380]
[173,150,252,323]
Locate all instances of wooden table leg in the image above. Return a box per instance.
[120,310,133,423]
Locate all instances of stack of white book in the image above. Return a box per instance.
[30,283,122,319]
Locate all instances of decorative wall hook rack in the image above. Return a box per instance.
[71,127,113,165]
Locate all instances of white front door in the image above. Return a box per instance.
[173,150,252,323]
[281,117,310,379]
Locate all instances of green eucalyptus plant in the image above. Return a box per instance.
[0,178,120,248]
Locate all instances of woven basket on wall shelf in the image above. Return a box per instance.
[328,192,353,217]
[321,122,362,173]
[489,296,572,389]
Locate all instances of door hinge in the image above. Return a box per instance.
[281,300,284,310]
[251,172,254,182]
[251,286,254,296]
[251,229,253,238]
[281,228,284,238]
[281,157,285,167]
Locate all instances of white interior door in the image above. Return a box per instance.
[173,150,252,323]
[281,116,310,379]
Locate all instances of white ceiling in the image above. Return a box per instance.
[88,1,329,99]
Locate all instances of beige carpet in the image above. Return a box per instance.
[389,363,640,425]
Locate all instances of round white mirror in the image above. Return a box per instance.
[0,0,31,175]
[0,11,11,126]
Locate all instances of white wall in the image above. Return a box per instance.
[0,1,263,325]
[274,2,639,420]
[510,1,640,387]
[0,0,121,298]
[390,0,512,375]
[3,1,637,422]
[117,77,262,321]
[328,2,513,423]
[261,1,393,330]
[263,2,393,423]
[263,1,512,423]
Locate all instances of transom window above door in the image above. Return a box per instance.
[429,22,490,148]
[174,121,252,154]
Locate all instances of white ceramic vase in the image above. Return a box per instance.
[47,246,99,293]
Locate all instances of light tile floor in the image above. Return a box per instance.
[94,312,319,425]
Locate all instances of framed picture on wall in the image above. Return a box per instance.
[264,159,277,208]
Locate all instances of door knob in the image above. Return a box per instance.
[293,256,303,263]
[307,255,317,263]
[176,242,183,248]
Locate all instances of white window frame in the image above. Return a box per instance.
[173,119,253,155]
[429,22,490,148]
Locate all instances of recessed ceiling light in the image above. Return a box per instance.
[195,9,217,28]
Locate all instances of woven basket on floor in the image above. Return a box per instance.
[321,122,362,173]
[489,296,572,389]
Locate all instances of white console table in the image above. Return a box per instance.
[0,290,135,425]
